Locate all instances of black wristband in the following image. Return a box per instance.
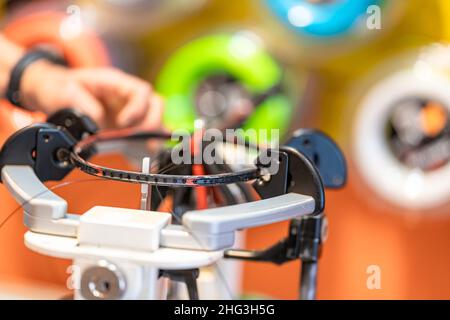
[6,49,67,109]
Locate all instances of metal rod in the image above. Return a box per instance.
[300,261,318,300]
[140,157,152,210]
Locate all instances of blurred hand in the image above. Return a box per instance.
[20,60,164,130]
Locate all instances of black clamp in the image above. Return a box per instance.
[253,146,325,214]
[47,108,98,141]
[0,108,98,182]
[225,129,346,299]
[225,129,344,262]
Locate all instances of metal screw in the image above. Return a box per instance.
[55,148,71,167]
[80,261,126,300]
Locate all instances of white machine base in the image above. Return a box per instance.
[25,231,223,299]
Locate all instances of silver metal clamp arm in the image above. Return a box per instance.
[161,193,315,251]
[183,193,315,233]
[1,165,79,237]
